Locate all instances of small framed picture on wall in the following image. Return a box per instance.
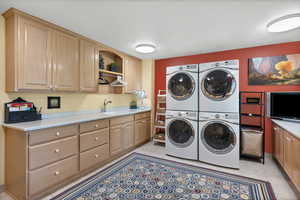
[48,96,61,109]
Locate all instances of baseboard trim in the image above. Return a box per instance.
[0,184,5,193]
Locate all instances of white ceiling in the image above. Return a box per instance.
[0,0,300,59]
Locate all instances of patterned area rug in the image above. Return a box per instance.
[52,153,276,200]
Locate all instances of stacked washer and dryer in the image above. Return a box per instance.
[165,64,199,160]
[198,60,240,169]
[166,60,240,169]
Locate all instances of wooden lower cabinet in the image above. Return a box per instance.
[273,125,284,165]
[273,122,300,192]
[135,118,151,145]
[5,111,151,200]
[110,121,135,156]
[110,124,123,156]
[29,156,78,196]
[122,122,135,150]
[80,144,109,171]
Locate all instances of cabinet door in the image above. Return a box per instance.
[144,118,151,142]
[134,118,150,145]
[79,40,98,92]
[53,31,79,91]
[18,17,52,90]
[122,122,134,150]
[294,137,300,191]
[124,56,142,93]
[284,132,294,177]
[134,120,145,145]
[110,125,123,156]
[273,125,283,165]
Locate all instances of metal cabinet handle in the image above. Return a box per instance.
[54,149,60,153]
[95,154,99,158]
[95,124,99,128]
[56,132,60,136]
[54,171,60,176]
[95,137,99,141]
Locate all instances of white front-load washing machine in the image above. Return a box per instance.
[199,60,239,113]
[198,112,240,168]
[166,64,198,111]
[166,110,198,160]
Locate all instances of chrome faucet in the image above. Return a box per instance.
[102,99,112,112]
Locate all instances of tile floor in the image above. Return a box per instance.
[1,141,298,200]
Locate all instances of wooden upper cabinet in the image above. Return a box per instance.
[5,15,52,91]
[52,31,79,91]
[79,40,98,92]
[124,56,142,93]
[4,8,137,93]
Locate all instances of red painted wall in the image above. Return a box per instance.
[155,41,300,153]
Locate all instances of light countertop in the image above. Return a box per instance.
[272,119,300,139]
[2,107,151,132]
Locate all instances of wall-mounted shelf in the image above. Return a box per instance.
[99,69,123,76]
[98,49,124,94]
[153,90,166,145]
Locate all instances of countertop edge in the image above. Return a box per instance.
[2,108,151,132]
[272,119,300,139]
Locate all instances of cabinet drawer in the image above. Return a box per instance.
[241,115,262,127]
[241,93,264,104]
[29,124,78,146]
[80,119,109,133]
[80,144,109,171]
[110,115,134,126]
[80,128,109,152]
[241,104,262,115]
[29,136,78,170]
[134,112,151,121]
[29,156,78,196]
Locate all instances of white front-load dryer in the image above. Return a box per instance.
[166,64,198,111]
[198,112,240,169]
[166,110,198,160]
[199,60,239,113]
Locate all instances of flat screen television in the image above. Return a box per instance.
[267,92,300,121]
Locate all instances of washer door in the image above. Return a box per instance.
[201,69,236,101]
[168,72,195,100]
[201,122,236,154]
[167,119,195,148]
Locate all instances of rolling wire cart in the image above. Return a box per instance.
[240,91,265,164]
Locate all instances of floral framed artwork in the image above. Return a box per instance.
[248,54,300,85]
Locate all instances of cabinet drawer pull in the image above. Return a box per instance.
[56,132,60,136]
[95,154,99,158]
[95,124,99,128]
[95,137,99,141]
[248,113,253,116]
[54,171,60,176]
[54,149,60,153]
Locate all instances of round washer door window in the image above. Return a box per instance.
[167,119,195,148]
[202,69,236,101]
[168,72,195,100]
[201,122,236,154]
